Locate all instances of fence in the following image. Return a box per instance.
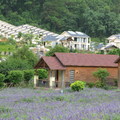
[36,79,71,88]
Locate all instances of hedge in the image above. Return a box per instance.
[24,70,34,83]
[0,73,5,87]
[7,70,24,85]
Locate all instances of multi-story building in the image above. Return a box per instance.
[61,31,91,50]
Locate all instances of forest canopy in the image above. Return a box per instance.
[0,0,119,37]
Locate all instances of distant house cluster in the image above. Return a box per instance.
[0,20,91,51]
[0,20,119,53]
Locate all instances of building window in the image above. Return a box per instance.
[81,44,86,49]
[69,70,75,83]
[83,38,86,43]
[74,37,77,41]
[77,38,81,42]
[56,42,58,45]
[75,44,77,48]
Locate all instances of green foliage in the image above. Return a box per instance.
[71,49,94,54]
[0,44,15,52]
[8,37,16,45]
[70,81,86,91]
[95,81,105,88]
[108,49,120,55]
[114,79,118,86]
[37,69,48,79]
[86,82,95,88]
[19,98,34,103]
[0,58,31,75]
[93,68,109,86]
[0,0,119,37]
[53,96,65,101]
[7,70,24,85]
[23,70,34,83]
[19,33,34,45]
[12,46,38,67]
[0,73,5,87]
[46,45,69,56]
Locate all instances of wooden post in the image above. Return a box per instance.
[61,71,65,93]
[118,63,120,88]
[49,70,55,89]
[34,75,38,88]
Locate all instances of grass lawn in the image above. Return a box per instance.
[0,88,120,120]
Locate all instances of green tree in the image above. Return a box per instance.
[0,58,31,75]
[12,46,38,67]
[108,49,120,55]
[46,45,69,56]
[0,0,119,37]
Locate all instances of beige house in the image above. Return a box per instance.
[101,34,120,52]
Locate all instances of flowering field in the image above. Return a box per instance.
[0,88,120,120]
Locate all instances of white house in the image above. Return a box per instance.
[61,31,91,50]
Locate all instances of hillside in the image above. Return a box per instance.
[0,0,119,38]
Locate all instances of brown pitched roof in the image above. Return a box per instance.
[35,53,119,70]
[55,53,118,67]
[115,57,120,63]
[42,56,66,70]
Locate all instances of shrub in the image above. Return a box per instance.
[93,68,109,86]
[70,81,86,91]
[87,82,95,88]
[95,81,105,88]
[37,69,48,79]
[7,70,24,85]
[24,70,34,83]
[0,73,5,87]
[114,79,118,86]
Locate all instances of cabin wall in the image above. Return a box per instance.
[64,67,118,85]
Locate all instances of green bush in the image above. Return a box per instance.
[95,81,105,88]
[93,68,109,87]
[37,69,48,79]
[0,73,5,87]
[7,70,24,85]
[87,82,95,88]
[114,79,118,86]
[24,70,34,83]
[70,81,86,91]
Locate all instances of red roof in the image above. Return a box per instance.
[115,57,120,63]
[55,53,118,67]
[35,53,119,70]
[42,56,66,70]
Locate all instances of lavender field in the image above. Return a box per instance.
[0,88,120,120]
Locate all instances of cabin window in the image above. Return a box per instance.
[69,70,75,83]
